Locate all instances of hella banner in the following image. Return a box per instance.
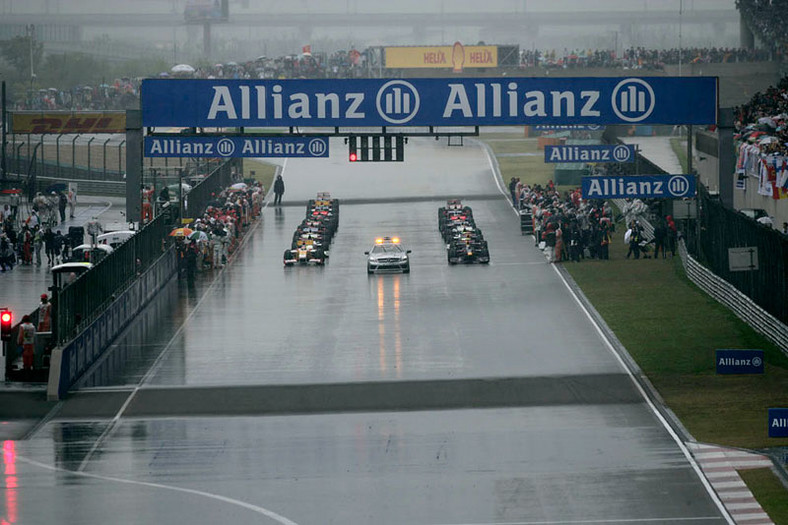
[545,144,635,163]
[144,136,329,158]
[715,349,764,375]
[582,174,696,199]
[141,77,718,128]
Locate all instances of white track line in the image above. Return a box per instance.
[433,516,724,525]
[478,139,735,525]
[16,454,299,525]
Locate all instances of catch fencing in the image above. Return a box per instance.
[694,184,788,325]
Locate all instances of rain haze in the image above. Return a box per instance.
[1,1,785,525]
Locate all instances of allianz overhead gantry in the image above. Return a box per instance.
[126,75,721,222]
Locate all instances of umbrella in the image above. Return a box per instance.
[226,61,238,66]
[45,183,67,193]
[230,182,247,190]
[758,117,777,129]
[168,182,193,193]
[188,231,208,242]
[159,72,170,77]
[169,227,194,237]
[171,64,195,74]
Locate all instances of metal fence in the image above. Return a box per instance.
[52,158,239,343]
[181,158,240,221]
[693,185,788,325]
[54,207,174,344]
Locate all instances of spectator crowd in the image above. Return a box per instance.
[172,181,265,282]
[737,0,788,50]
[519,46,773,70]
[734,76,788,201]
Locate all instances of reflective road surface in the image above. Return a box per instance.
[1,138,729,524]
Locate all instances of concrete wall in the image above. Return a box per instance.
[47,247,178,400]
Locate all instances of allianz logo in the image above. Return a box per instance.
[205,78,656,124]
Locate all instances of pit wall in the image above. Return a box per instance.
[47,247,178,400]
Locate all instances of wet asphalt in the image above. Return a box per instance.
[0,137,729,525]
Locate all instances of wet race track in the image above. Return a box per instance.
[3,138,730,524]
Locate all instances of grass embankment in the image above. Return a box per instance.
[242,159,278,194]
[741,468,788,525]
[483,134,574,194]
[480,133,788,450]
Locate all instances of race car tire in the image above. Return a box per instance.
[367,264,374,274]
[403,263,410,273]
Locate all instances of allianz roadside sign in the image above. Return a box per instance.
[581,174,696,199]
[769,408,788,438]
[544,144,635,163]
[715,349,764,374]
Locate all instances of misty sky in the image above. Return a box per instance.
[1,0,743,60]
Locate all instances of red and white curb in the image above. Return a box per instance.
[688,443,775,524]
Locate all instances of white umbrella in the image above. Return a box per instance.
[168,182,193,194]
[758,117,777,128]
[171,64,195,74]
[230,182,248,190]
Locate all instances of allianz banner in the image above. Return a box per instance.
[141,77,718,128]
[12,112,126,134]
[385,44,498,69]
[582,174,697,199]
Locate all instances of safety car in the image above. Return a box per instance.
[365,237,411,274]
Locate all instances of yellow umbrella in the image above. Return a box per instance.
[169,227,194,237]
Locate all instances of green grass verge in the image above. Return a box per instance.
[740,468,788,524]
[482,137,788,450]
[242,159,278,195]
[565,238,788,449]
[487,138,556,189]
[670,137,689,173]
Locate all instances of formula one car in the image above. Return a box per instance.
[447,235,490,264]
[283,238,326,265]
[365,237,411,274]
[284,193,338,267]
[438,201,490,264]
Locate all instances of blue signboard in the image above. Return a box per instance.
[715,349,764,375]
[768,408,788,438]
[545,144,635,164]
[141,77,718,128]
[144,136,329,158]
[581,174,696,199]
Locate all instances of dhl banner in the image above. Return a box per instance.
[385,43,497,70]
[11,112,126,134]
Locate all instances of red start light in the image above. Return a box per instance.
[1,312,10,323]
[349,152,358,162]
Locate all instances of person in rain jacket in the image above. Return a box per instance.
[273,175,285,205]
